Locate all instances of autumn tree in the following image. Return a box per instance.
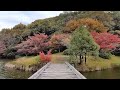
[64,18,108,33]
[39,49,52,62]
[15,34,51,55]
[91,32,120,50]
[50,34,67,52]
[69,26,99,64]
[64,20,79,33]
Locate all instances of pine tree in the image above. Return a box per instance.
[69,26,99,64]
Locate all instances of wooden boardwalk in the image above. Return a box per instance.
[28,62,86,79]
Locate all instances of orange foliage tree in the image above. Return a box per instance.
[39,50,52,62]
[64,18,108,33]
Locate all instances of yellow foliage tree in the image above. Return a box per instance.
[64,18,108,33]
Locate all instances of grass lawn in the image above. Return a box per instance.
[81,55,120,70]
[51,54,69,63]
[50,53,120,71]
[8,56,40,67]
[7,53,69,66]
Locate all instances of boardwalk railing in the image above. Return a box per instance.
[28,62,86,79]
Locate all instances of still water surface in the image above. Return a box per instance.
[82,67,120,79]
[0,59,32,79]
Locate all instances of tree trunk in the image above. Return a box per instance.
[59,47,60,53]
[79,54,82,65]
[85,52,86,64]
[25,53,27,56]
[75,53,77,60]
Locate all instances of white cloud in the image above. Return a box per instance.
[0,11,63,30]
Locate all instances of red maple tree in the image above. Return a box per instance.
[91,32,120,50]
[16,33,51,55]
[50,34,67,52]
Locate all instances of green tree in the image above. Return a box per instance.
[13,23,26,30]
[112,11,120,30]
[68,26,99,64]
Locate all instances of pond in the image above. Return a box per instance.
[81,67,120,79]
[0,59,32,79]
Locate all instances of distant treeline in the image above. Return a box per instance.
[0,11,120,59]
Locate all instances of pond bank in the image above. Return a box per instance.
[74,55,120,72]
[76,63,120,72]
[4,56,43,72]
[4,55,120,73]
[4,63,42,72]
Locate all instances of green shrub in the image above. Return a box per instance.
[63,49,72,55]
[99,50,111,59]
[51,49,59,54]
[3,48,16,59]
[7,52,15,59]
[112,46,120,56]
[109,30,120,36]
[91,51,99,56]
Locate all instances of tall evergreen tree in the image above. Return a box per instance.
[68,26,99,64]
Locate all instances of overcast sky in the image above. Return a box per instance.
[0,11,63,30]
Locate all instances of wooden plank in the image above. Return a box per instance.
[37,63,77,79]
[38,76,78,79]
[65,62,86,79]
[28,62,51,79]
[28,62,86,79]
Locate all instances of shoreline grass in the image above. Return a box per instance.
[5,53,120,72]
[74,55,120,72]
[8,56,40,67]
